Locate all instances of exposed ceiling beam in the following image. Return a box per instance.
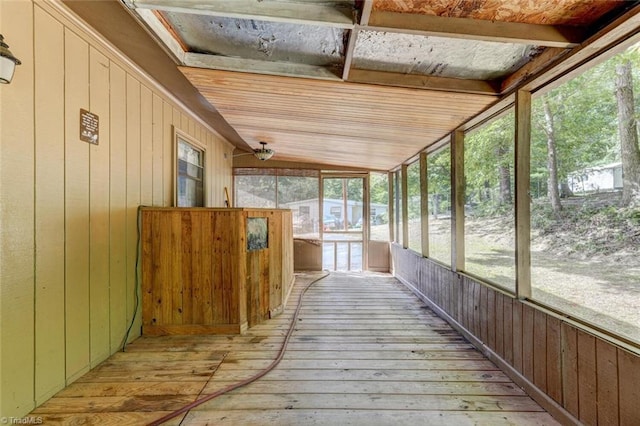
[342,27,359,80]
[367,11,585,48]
[128,0,355,29]
[184,53,342,81]
[135,8,186,63]
[347,68,501,96]
[360,0,373,26]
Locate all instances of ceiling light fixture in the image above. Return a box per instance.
[254,141,274,161]
[0,34,21,84]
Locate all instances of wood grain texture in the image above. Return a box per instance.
[181,68,494,170]
[561,323,579,418]
[546,316,562,405]
[141,208,293,334]
[393,246,640,426]
[522,304,534,380]
[533,309,547,392]
[372,0,624,26]
[1,2,236,418]
[596,339,618,426]
[576,330,597,424]
[618,348,640,426]
[28,273,558,424]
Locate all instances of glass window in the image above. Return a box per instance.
[530,42,640,343]
[406,161,422,252]
[278,175,320,238]
[464,109,516,291]
[427,145,451,265]
[234,175,277,208]
[370,172,390,242]
[233,169,320,238]
[176,137,205,207]
[394,170,403,244]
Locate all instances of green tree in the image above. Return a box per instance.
[465,111,514,215]
[615,60,640,205]
[427,146,451,217]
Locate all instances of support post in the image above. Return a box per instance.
[515,90,532,299]
[451,129,465,272]
[401,164,409,249]
[420,152,429,257]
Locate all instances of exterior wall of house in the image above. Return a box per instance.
[0,1,233,417]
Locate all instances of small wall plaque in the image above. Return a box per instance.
[80,108,99,145]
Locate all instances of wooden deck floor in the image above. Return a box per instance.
[33,272,560,425]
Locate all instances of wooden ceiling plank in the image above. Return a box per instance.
[347,68,501,95]
[180,67,494,104]
[179,66,494,170]
[129,0,355,29]
[184,53,342,81]
[135,8,186,63]
[367,10,586,48]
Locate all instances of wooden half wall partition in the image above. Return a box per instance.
[392,244,640,426]
[141,208,294,335]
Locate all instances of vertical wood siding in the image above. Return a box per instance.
[140,208,294,333]
[0,1,233,417]
[392,244,640,425]
[0,1,36,417]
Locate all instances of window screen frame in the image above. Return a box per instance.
[174,128,207,207]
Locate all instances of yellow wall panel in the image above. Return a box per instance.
[34,6,66,405]
[126,75,142,343]
[0,0,35,417]
[140,85,153,206]
[109,62,128,352]
[89,47,111,367]
[63,28,91,384]
[152,94,164,206]
[0,1,234,418]
[181,113,189,136]
[163,101,174,207]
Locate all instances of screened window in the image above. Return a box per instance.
[234,169,320,238]
[235,174,277,208]
[530,42,640,343]
[176,135,205,207]
[370,172,390,242]
[427,145,451,265]
[394,170,403,244]
[278,175,320,238]
[406,161,422,253]
[464,109,516,291]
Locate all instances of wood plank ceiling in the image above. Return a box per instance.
[124,0,632,170]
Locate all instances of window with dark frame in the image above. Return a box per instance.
[177,137,205,207]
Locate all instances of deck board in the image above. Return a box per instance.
[30,272,560,425]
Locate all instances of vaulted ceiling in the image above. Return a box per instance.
[69,0,636,170]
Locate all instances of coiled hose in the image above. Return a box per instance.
[147,271,330,425]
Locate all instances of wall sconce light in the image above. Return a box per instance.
[0,34,21,84]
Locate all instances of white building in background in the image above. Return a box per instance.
[568,162,623,194]
[283,198,388,233]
